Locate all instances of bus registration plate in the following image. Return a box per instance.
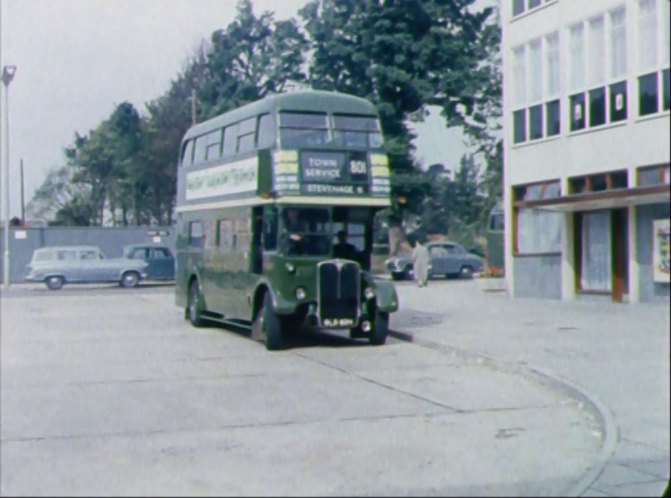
[322,318,355,328]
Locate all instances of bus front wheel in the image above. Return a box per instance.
[187,280,206,328]
[369,310,389,346]
[258,292,285,351]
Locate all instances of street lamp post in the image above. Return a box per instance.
[2,65,16,288]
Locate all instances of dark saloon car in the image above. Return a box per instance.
[123,244,175,281]
[385,241,484,281]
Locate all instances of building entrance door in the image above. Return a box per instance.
[611,208,629,303]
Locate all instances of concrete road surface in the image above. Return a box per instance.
[0,279,665,496]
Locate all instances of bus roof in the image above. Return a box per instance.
[184,90,379,141]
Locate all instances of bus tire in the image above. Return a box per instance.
[260,292,285,351]
[369,310,389,346]
[187,280,206,328]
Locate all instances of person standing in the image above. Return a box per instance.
[411,237,430,287]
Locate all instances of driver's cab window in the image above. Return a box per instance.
[281,207,330,255]
[332,207,373,268]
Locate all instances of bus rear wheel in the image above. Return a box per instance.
[258,292,285,351]
[187,281,206,328]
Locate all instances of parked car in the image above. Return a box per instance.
[25,245,149,290]
[122,243,175,281]
[385,241,485,281]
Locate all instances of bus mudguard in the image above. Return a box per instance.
[372,279,399,313]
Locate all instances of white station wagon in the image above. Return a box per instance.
[25,245,149,290]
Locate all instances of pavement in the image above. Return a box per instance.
[0,279,669,496]
[389,277,670,497]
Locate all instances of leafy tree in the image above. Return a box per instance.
[197,0,309,119]
[26,166,90,225]
[300,0,499,254]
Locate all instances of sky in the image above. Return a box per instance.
[0,0,466,221]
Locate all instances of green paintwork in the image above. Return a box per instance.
[175,90,398,340]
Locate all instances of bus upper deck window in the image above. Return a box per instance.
[181,140,194,167]
[279,112,328,148]
[333,115,383,149]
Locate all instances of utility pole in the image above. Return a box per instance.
[191,88,197,126]
[2,65,17,287]
[20,158,25,224]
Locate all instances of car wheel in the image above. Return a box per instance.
[369,310,389,346]
[187,280,206,328]
[391,272,404,281]
[120,271,140,288]
[256,292,285,351]
[402,266,413,280]
[459,265,474,279]
[45,276,64,290]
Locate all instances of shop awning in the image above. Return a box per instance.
[517,185,670,212]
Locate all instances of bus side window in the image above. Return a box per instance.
[181,140,194,167]
[263,208,278,251]
[257,113,275,149]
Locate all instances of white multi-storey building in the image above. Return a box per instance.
[502,0,670,303]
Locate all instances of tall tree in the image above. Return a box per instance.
[197,0,309,119]
[300,0,498,254]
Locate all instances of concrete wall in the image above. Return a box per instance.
[0,226,176,284]
[637,204,671,303]
[513,254,562,300]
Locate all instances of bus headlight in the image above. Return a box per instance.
[364,287,375,300]
[295,287,306,300]
[285,262,296,274]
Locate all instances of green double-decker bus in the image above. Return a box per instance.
[175,90,399,350]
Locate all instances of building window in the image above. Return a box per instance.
[570,23,585,91]
[514,110,527,143]
[636,0,670,116]
[664,69,670,110]
[589,87,607,126]
[511,33,560,144]
[513,181,562,255]
[588,16,606,87]
[639,0,658,72]
[529,104,543,140]
[610,81,628,121]
[568,8,636,130]
[580,211,612,291]
[638,164,671,186]
[513,0,554,17]
[569,170,629,193]
[546,99,561,136]
[570,93,586,131]
[610,7,627,79]
[639,72,659,115]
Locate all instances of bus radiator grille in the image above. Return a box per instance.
[318,261,360,327]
